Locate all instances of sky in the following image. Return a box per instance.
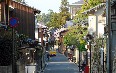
[25,0,79,14]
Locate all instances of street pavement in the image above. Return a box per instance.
[41,51,79,73]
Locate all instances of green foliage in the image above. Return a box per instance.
[47,0,71,28]
[94,37,105,49]
[46,3,71,28]
[37,13,49,24]
[37,10,53,24]
[63,25,88,51]
[78,43,87,51]
[37,0,71,29]
[88,0,101,8]
[73,9,88,24]
[46,12,61,28]
[59,0,71,24]
[73,0,102,24]
[60,0,69,12]
[37,10,58,28]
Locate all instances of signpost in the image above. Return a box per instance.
[9,17,19,73]
[9,17,19,27]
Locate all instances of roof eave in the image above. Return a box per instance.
[82,3,106,14]
[12,0,41,14]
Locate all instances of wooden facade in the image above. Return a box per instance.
[1,1,40,39]
[59,30,68,54]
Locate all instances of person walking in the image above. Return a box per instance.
[47,53,50,61]
[81,60,86,71]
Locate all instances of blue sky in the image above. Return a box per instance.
[25,0,79,14]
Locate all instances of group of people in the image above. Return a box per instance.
[48,33,55,50]
[46,33,56,61]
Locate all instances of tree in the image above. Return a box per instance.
[63,25,88,51]
[37,9,54,25]
[38,0,71,29]
[37,14,43,22]
[46,12,63,28]
[36,0,71,29]
[37,13,47,23]
[59,0,71,26]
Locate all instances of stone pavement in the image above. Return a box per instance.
[41,50,80,73]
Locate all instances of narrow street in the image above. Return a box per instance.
[0,0,111,73]
[42,51,79,73]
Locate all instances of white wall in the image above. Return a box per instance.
[88,7,106,37]
[35,28,38,39]
[94,7,106,37]
[88,16,96,33]
[97,15,106,37]
[25,66,36,73]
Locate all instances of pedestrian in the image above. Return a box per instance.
[47,53,50,61]
[81,60,86,71]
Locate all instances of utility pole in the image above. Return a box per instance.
[4,0,17,73]
[106,0,111,73]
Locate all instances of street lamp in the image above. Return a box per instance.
[86,33,94,73]
[83,36,89,66]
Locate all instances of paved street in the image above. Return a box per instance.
[42,51,79,73]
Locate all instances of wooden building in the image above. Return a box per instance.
[0,1,41,39]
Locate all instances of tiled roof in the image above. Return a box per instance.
[72,0,84,4]
[82,3,106,14]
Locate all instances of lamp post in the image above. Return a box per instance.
[86,33,94,73]
[84,40,89,66]
[101,37,104,73]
